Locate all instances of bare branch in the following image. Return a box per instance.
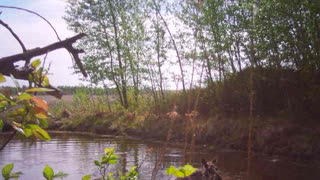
[0,19,27,52]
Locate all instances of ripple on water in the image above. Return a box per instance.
[1,132,320,180]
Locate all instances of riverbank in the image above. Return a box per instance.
[48,108,320,161]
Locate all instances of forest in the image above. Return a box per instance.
[63,0,320,118]
[0,0,320,179]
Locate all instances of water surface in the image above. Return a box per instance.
[0,132,319,179]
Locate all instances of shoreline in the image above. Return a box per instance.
[47,116,320,162]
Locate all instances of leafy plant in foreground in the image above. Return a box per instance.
[1,164,68,180]
[0,60,53,143]
[43,165,68,180]
[1,164,22,180]
[83,147,138,180]
[165,164,197,178]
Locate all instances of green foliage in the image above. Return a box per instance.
[43,165,68,180]
[31,59,41,69]
[25,88,54,92]
[93,147,138,180]
[43,165,54,180]
[166,164,197,178]
[119,166,139,180]
[82,174,91,180]
[94,147,119,173]
[0,60,51,141]
[24,124,51,141]
[56,86,109,95]
[2,164,13,179]
[1,164,22,180]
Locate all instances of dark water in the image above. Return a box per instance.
[0,132,320,180]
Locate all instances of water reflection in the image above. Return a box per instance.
[0,132,320,180]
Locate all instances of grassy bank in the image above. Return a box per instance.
[35,67,319,161]
[50,113,320,160]
[46,84,320,161]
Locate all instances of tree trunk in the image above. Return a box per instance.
[108,0,129,109]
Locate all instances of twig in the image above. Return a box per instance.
[0,5,61,41]
[0,19,27,52]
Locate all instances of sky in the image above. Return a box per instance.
[0,0,86,86]
[0,0,202,90]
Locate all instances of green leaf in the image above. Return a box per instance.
[0,73,6,83]
[33,128,51,141]
[94,160,100,166]
[16,93,33,100]
[125,166,138,179]
[174,170,185,177]
[0,120,3,131]
[104,147,114,154]
[82,174,91,180]
[108,154,118,164]
[23,127,33,137]
[26,124,41,130]
[179,165,197,177]
[2,163,14,179]
[8,108,26,117]
[165,166,177,176]
[43,165,54,180]
[26,124,51,141]
[42,76,50,87]
[26,88,55,92]
[31,59,41,69]
[165,165,197,178]
[101,157,108,164]
[39,118,49,128]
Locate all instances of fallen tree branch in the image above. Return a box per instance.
[0,33,88,77]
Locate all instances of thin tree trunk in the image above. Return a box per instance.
[155,14,165,99]
[200,37,214,85]
[153,1,186,94]
[100,20,124,107]
[108,0,129,109]
[228,48,237,73]
[235,38,242,72]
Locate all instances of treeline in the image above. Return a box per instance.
[0,86,112,96]
[57,86,107,95]
[64,0,319,119]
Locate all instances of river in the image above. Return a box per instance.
[0,132,319,179]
